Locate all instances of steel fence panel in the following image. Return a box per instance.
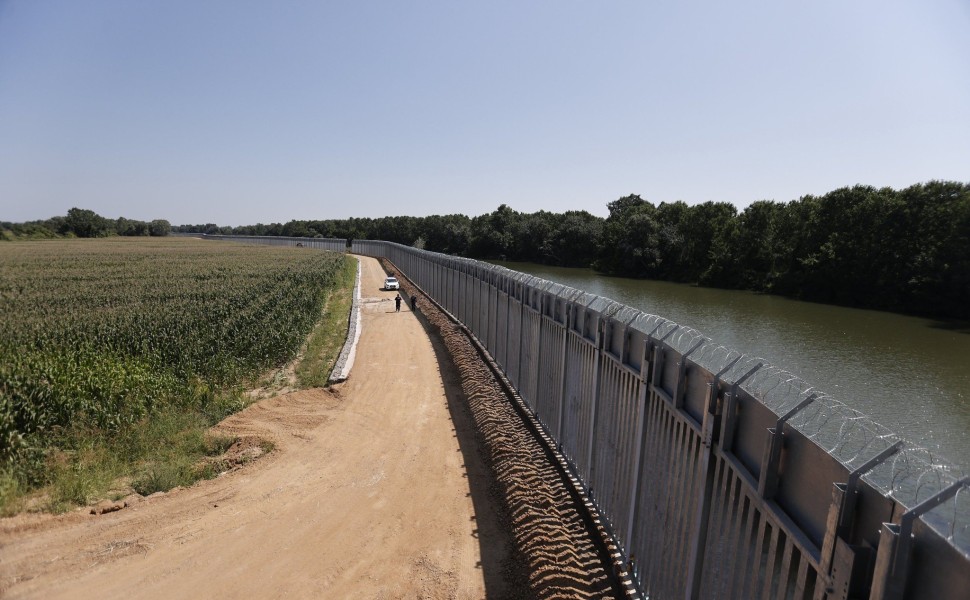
[534,315,565,438]
[589,353,643,555]
[205,234,347,252]
[495,290,509,372]
[559,330,597,481]
[486,276,497,355]
[505,286,524,389]
[519,307,541,412]
[629,387,698,598]
[343,241,969,600]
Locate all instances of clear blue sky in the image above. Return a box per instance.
[1,0,968,226]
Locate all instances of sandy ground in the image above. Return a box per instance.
[0,256,514,599]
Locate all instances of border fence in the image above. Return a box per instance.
[208,234,969,600]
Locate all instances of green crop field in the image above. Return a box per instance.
[0,237,354,512]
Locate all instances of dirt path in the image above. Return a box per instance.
[0,256,515,599]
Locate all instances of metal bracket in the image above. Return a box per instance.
[649,325,680,399]
[640,321,666,384]
[840,441,905,538]
[707,355,743,415]
[815,440,902,600]
[758,394,818,499]
[671,337,708,409]
[720,362,763,453]
[870,477,970,600]
[701,355,743,450]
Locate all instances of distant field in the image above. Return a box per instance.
[0,237,352,511]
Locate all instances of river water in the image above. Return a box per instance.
[493,261,970,473]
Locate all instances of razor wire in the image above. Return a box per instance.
[260,236,969,559]
[473,264,970,556]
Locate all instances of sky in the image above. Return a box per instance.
[1,1,968,227]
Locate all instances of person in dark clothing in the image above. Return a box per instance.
[395,294,402,312]
[410,295,417,311]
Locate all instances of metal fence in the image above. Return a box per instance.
[201,234,347,252]
[208,235,970,600]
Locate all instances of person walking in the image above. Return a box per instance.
[410,295,417,311]
[395,294,402,312]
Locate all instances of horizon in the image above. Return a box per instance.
[5,178,969,229]
[2,1,969,227]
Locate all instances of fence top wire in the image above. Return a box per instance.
[352,241,970,555]
[478,256,970,555]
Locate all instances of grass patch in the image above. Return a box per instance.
[47,446,122,511]
[0,393,252,515]
[296,256,358,387]
[0,469,25,516]
[125,405,244,496]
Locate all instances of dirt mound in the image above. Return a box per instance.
[389,259,625,598]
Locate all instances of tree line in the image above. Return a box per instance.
[594,182,969,320]
[176,181,969,319]
[1,208,171,240]
[7,181,968,319]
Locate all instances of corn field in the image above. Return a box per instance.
[0,237,350,481]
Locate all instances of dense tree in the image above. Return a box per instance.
[420,215,471,255]
[655,200,737,283]
[149,219,172,237]
[63,207,113,238]
[596,195,664,277]
[7,181,968,319]
[121,217,152,236]
[542,211,603,267]
[468,204,521,259]
[1,208,171,239]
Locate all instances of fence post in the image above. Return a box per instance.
[555,307,571,441]
[672,338,707,409]
[814,441,902,600]
[758,394,818,500]
[530,293,544,409]
[624,368,648,551]
[624,322,667,580]
[516,285,527,398]
[585,319,605,484]
[869,478,969,600]
[684,355,743,600]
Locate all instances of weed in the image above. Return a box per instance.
[0,469,24,516]
[297,258,358,387]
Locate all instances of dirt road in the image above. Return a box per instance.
[1,256,515,599]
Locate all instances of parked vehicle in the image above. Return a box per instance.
[384,276,399,290]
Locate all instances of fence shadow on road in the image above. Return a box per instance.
[409,300,531,597]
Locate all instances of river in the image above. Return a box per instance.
[493,261,970,474]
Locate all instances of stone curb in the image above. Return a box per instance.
[328,257,362,383]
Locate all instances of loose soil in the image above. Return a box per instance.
[0,256,622,599]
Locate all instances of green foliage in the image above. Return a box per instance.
[597,195,662,277]
[149,219,172,236]
[592,183,969,319]
[170,179,970,319]
[0,238,351,507]
[0,468,24,515]
[63,208,114,238]
[2,208,171,240]
[296,258,359,387]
